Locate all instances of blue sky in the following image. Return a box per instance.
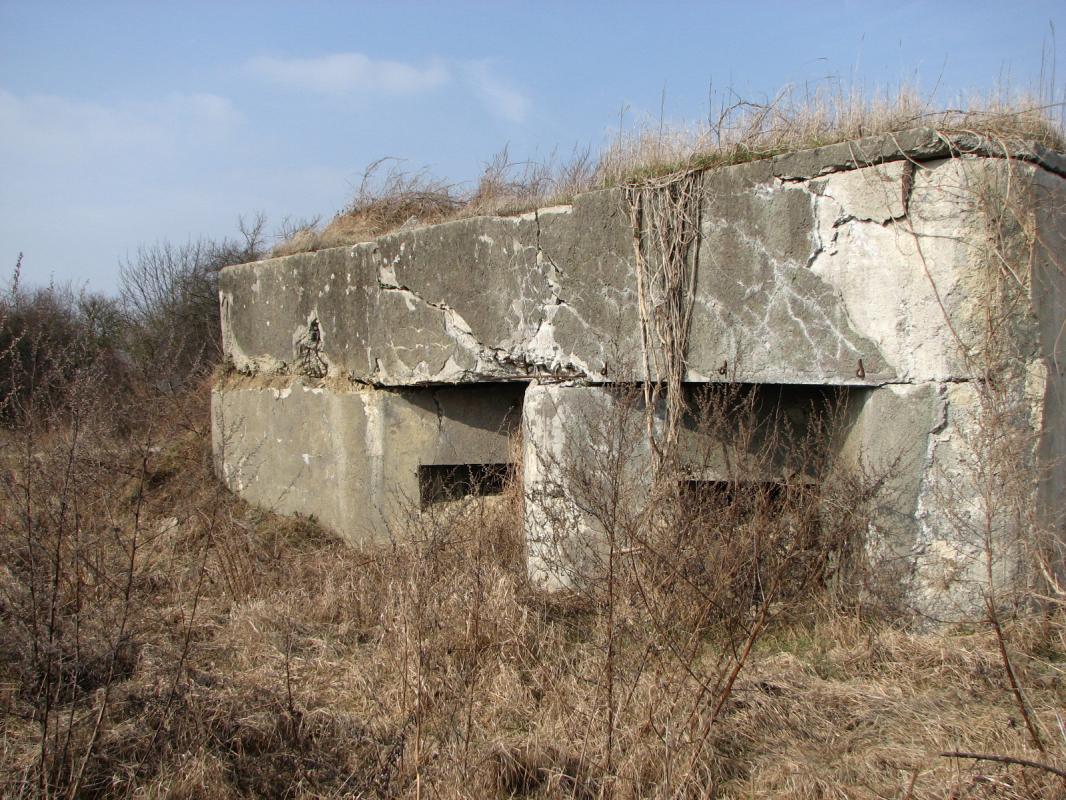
[2,1,1063,291]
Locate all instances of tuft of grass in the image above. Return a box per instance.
[274,158,465,256]
[275,146,599,257]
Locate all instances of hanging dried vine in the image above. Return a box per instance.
[625,170,704,473]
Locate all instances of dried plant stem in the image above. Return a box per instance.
[940,751,1066,780]
[987,604,1048,753]
[626,170,702,473]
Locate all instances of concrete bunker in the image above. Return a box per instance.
[212,378,524,539]
[214,128,1066,620]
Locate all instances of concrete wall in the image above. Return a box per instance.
[220,129,1065,389]
[522,382,849,589]
[213,375,522,542]
[214,129,1066,619]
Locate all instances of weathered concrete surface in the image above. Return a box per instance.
[212,375,383,539]
[523,384,651,588]
[1031,167,1066,591]
[221,132,1061,391]
[523,381,851,589]
[836,383,956,618]
[770,126,1066,180]
[689,159,892,383]
[213,375,522,542]
[220,196,636,384]
[228,167,896,385]
[215,129,1066,620]
[525,373,1053,620]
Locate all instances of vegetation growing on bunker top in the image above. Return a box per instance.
[275,83,1066,257]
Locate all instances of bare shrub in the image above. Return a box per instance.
[523,380,889,794]
[119,215,266,390]
[0,299,147,794]
[0,262,131,430]
[2,360,1064,796]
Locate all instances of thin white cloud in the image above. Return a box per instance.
[245,53,450,95]
[464,62,531,124]
[161,92,241,126]
[0,88,241,162]
[244,52,531,123]
[0,86,247,288]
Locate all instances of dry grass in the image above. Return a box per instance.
[274,84,1066,256]
[274,159,464,256]
[275,146,597,257]
[599,84,1066,184]
[1,377,1063,798]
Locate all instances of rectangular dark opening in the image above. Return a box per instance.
[419,463,513,509]
[679,479,817,521]
[677,383,867,478]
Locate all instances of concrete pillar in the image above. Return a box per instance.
[522,383,654,588]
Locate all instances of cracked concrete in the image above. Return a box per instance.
[221,134,1056,390]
